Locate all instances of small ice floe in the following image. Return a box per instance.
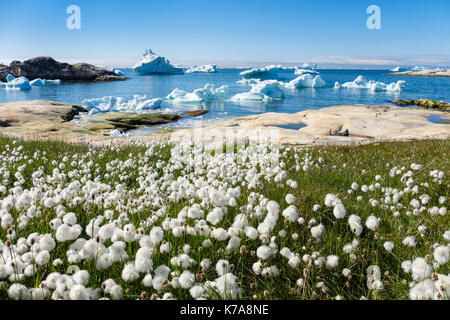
[240,65,296,79]
[231,80,284,102]
[166,84,228,104]
[390,66,407,72]
[82,95,163,114]
[282,74,326,89]
[335,75,406,91]
[294,68,319,75]
[185,65,217,73]
[111,68,126,77]
[133,49,184,75]
[30,78,62,86]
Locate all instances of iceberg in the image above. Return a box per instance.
[185,64,217,73]
[6,74,15,82]
[294,68,319,76]
[390,66,407,72]
[133,49,184,75]
[30,78,62,86]
[4,76,31,90]
[335,75,406,91]
[166,84,228,104]
[112,68,126,77]
[282,74,326,89]
[231,80,284,102]
[82,95,163,114]
[301,62,317,69]
[240,65,296,79]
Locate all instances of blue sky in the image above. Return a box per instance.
[0,0,449,68]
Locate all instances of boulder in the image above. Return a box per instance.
[0,57,126,82]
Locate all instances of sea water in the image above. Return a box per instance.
[1,68,449,129]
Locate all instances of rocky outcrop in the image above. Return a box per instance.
[0,57,127,82]
[391,99,450,112]
[387,70,450,77]
[180,110,209,117]
[94,75,128,82]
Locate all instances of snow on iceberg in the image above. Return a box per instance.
[133,49,184,75]
[166,84,228,104]
[335,75,406,91]
[231,80,284,102]
[30,78,61,86]
[82,95,163,114]
[282,74,326,89]
[240,65,296,79]
[185,64,217,73]
[5,76,31,90]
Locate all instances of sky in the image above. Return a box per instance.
[0,0,449,68]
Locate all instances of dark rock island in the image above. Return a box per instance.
[0,57,127,82]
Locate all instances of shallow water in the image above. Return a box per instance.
[270,123,307,130]
[1,68,449,128]
[426,114,450,124]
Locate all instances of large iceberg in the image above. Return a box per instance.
[185,64,217,73]
[133,49,184,75]
[30,78,62,86]
[240,65,296,79]
[231,80,284,102]
[166,84,228,104]
[82,95,163,114]
[335,75,406,91]
[282,74,326,89]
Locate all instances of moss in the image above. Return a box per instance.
[391,99,450,112]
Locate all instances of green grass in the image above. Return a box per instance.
[0,137,448,300]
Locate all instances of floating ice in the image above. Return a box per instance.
[301,62,317,69]
[335,76,406,91]
[112,68,126,77]
[133,49,184,75]
[294,68,319,76]
[240,65,296,79]
[82,95,163,114]
[185,65,217,73]
[166,84,228,104]
[30,78,62,86]
[231,80,284,102]
[283,74,326,89]
[390,66,407,72]
[6,74,15,82]
[4,76,32,90]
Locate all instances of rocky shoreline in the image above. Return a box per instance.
[386,69,450,77]
[0,57,127,82]
[1,100,449,147]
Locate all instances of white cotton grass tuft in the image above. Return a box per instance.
[383,241,394,252]
[333,204,346,219]
[365,215,380,231]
